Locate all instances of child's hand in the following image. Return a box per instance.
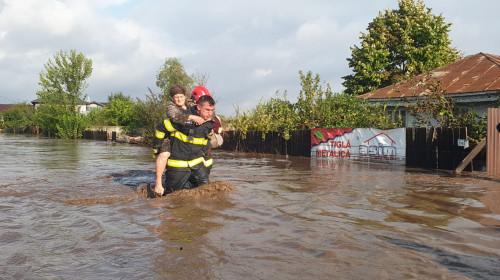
[190,115,206,125]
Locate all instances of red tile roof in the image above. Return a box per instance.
[358,53,500,100]
[0,104,14,112]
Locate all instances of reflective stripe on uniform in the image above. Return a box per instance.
[167,157,206,168]
[170,131,208,145]
[164,119,176,132]
[155,130,165,139]
[204,158,213,167]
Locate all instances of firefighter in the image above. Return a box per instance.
[153,84,205,196]
[190,85,223,148]
[155,95,216,194]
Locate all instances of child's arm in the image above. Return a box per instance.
[166,101,190,124]
[167,101,205,125]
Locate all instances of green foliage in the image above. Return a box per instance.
[156,57,194,98]
[86,107,109,126]
[342,0,461,95]
[230,71,403,139]
[54,112,91,139]
[406,79,489,142]
[295,71,324,129]
[34,104,90,138]
[104,92,136,127]
[1,103,35,132]
[230,105,251,135]
[467,114,487,143]
[236,91,298,140]
[191,72,209,87]
[37,49,93,107]
[317,92,401,129]
[35,49,93,138]
[84,92,138,132]
[133,88,167,145]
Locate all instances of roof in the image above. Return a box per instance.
[358,52,500,100]
[31,98,91,105]
[87,101,108,106]
[0,104,14,112]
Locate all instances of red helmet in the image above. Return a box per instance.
[191,85,212,102]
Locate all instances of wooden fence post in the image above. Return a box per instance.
[487,108,500,177]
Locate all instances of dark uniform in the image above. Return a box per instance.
[154,116,214,194]
[152,101,191,155]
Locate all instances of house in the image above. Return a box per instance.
[0,104,14,113]
[31,99,107,115]
[358,52,500,127]
[85,101,108,114]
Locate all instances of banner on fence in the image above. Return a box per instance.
[311,128,406,163]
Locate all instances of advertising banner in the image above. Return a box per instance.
[311,128,406,164]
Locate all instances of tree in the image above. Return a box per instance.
[156,57,193,99]
[1,103,35,132]
[342,0,461,95]
[36,49,93,138]
[229,71,402,139]
[105,92,136,127]
[191,72,209,87]
[295,71,326,129]
[133,87,168,145]
[37,49,93,108]
[406,78,488,142]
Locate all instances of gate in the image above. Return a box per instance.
[406,127,468,170]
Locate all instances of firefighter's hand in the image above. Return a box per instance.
[154,184,164,197]
[152,148,159,158]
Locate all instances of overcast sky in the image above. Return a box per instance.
[0,0,499,116]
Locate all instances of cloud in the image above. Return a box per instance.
[255,69,272,78]
[0,0,90,36]
[0,0,498,116]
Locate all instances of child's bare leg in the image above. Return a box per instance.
[155,151,170,195]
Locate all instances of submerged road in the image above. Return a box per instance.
[1,133,500,279]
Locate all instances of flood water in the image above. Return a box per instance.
[2,133,500,279]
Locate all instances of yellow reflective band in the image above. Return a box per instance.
[155,130,165,139]
[171,131,208,145]
[167,157,205,168]
[164,119,176,132]
[204,158,213,167]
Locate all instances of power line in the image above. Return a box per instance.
[0,95,18,103]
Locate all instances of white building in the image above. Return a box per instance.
[31,99,107,115]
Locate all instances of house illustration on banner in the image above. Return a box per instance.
[359,133,398,158]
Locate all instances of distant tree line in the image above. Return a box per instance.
[0,54,206,145]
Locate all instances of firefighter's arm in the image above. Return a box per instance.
[153,121,168,157]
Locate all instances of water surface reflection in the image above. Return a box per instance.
[1,134,500,279]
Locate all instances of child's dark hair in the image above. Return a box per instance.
[170,84,186,97]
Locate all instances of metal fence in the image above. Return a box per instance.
[405,127,474,170]
[221,128,484,171]
[221,130,311,157]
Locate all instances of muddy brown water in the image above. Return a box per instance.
[1,134,500,279]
